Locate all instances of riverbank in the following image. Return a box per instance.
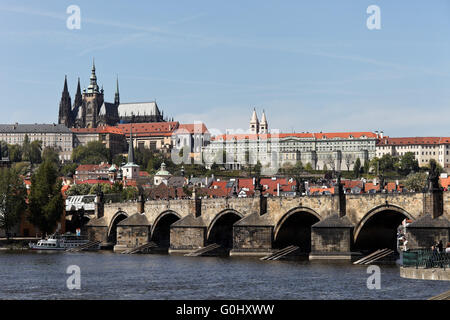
[0,237,38,250]
[400,266,450,281]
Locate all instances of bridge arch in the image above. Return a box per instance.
[353,204,413,252]
[107,211,128,244]
[273,207,321,252]
[206,209,243,248]
[150,210,181,248]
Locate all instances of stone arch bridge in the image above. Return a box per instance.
[86,191,450,259]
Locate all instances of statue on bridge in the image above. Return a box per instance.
[294,177,306,196]
[378,174,385,193]
[427,160,441,192]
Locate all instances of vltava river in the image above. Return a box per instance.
[0,251,448,299]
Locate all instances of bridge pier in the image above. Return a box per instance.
[169,196,207,255]
[230,214,274,257]
[168,214,207,254]
[112,195,152,253]
[310,175,357,260]
[406,181,450,249]
[86,217,109,247]
[309,214,355,260]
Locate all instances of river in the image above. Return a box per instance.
[0,251,448,300]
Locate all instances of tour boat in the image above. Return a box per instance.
[28,233,90,251]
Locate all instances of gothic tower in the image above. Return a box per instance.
[58,75,72,127]
[82,59,104,128]
[72,77,83,128]
[114,76,120,106]
[249,108,259,134]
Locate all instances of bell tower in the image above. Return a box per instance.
[82,59,104,128]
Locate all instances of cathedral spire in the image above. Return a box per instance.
[115,75,120,105]
[58,75,72,127]
[74,77,82,107]
[87,58,99,93]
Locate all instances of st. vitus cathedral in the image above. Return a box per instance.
[58,60,171,128]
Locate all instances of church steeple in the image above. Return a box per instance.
[128,125,135,164]
[259,110,268,134]
[114,75,120,105]
[87,58,99,94]
[58,75,72,127]
[249,108,259,134]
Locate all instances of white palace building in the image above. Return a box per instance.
[202,110,378,174]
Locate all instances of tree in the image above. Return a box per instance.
[404,172,427,192]
[72,141,109,164]
[0,168,27,239]
[21,134,31,162]
[61,163,78,177]
[0,141,7,158]
[28,161,64,237]
[29,141,42,164]
[113,154,126,167]
[66,183,91,196]
[353,158,361,178]
[7,144,22,162]
[294,160,303,173]
[42,147,60,165]
[399,152,419,175]
[363,160,370,174]
[122,186,138,201]
[344,154,353,171]
[305,162,313,172]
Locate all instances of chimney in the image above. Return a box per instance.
[380,131,384,139]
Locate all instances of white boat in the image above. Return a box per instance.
[28,233,90,251]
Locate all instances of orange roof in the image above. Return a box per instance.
[440,177,450,189]
[377,137,450,146]
[212,131,377,141]
[71,126,124,135]
[309,187,335,195]
[117,122,179,137]
[176,123,209,134]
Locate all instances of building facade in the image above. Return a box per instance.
[0,123,73,161]
[202,111,377,173]
[71,126,127,157]
[376,137,450,170]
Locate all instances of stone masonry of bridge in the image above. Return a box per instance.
[86,190,450,258]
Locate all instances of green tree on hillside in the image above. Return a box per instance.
[399,152,419,174]
[0,168,27,239]
[72,141,109,164]
[42,147,60,165]
[28,161,64,237]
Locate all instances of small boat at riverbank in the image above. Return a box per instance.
[28,233,91,251]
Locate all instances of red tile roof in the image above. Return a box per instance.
[117,122,179,137]
[212,132,377,141]
[71,126,124,135]
[440,177,450,189]
[176,123,209,134]
[377,137,450,146]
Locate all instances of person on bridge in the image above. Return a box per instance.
[437,240,444,253]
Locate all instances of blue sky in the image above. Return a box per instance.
[1,0,450,136]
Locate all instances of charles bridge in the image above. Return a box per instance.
[85,184,450,259]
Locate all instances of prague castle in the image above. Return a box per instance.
[58,60,169,128]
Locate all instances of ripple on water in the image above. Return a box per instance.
[0,251,448,299]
